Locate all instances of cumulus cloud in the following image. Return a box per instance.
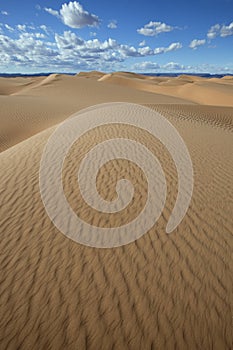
[108,20,117,29]
[60,2,99,28]
[5,24,14,32]
[153,42,182,55]
[137,21,174,36]
[207,24,221,39]
[115,41,181,57]
[118,45,138,57]
[0,32,58,69]
[139,40,146,47]
[220,22,233,37]
[138,46,154,55]
[163,62,184,70]
[18,32,46,40]
[3,23,49,37]
[189,39,206,49]
[207,22,233,39]
[40,25,49,35]
[54,32,122,65]
[118,41,182,58]
[45,1,100,29]
[132,61,184,71]
[133,61,160,70]
[166,42,182,51]
[132,61,233,74]
[1,27,230,75]
[34,33,46,39]
[0,26,183,72]
[17,25,26,32]
[1,11,8,16]
[55,31,84,50]
[54,30,182,61]
[44,8,60,18]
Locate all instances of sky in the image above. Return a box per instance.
[0,0,232,73]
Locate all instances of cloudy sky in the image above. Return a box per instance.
[0,0,232,73]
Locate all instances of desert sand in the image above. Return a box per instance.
[0,72,232,349]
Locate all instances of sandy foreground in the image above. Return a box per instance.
[0,72,233,349]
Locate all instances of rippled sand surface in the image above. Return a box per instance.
[0,72,232,349]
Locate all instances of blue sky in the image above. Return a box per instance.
[0,0,232,73]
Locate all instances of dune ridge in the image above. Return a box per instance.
[0,73,195,153]
[97,72,233,107]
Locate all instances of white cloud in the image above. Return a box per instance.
[139,40,146,47]
[207,22,233,39]
[153,42,182,55]
[17,25,26,32]
[153,47,164,54]
[166,42,182,51]
[189,39,206,49]
[207,24,221,39]
[133,61,160,70]
[163,62,184,70]
[220,22,233,37]
[0,26,183,72]
[56,33,182,60]
[84,38,118,52]
[18,32,46,40]
[44,8,60,18]
[1,11,8,16]
[5,24,14,32]
[45,1,100,29]
[117,41,182,58]
[40,25,49,35]
[55,31,84,50]
[60,2,99,28]
[138,46,154,55]
[55,31,182,60]
[0,28,231,74]
[0,32,58,69]
[132,61,233,74]
[108,20,117,29]
[132,61,184,71]
[137,21,174,36]
[34,33,46,39]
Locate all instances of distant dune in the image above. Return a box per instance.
[221,75,233,80]
[77,70,106,79]
[0,71,232,349]
[97,72,233,106]
[0,73,194,152]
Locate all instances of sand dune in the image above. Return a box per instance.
[98,72,233,107]
[77,70,106,79]
[221,75,233,80]
[0,74,193,152]
[0,72,232,349]
[0,77,41,95]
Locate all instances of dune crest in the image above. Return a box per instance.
[97,71,233,106]
[77,70,106,79]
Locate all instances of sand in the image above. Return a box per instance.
[0,72,232,349]
[97,72,233,107]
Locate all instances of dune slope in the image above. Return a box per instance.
[0,74,194,152]
[0,97,232,349]
[98,72,233,107]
